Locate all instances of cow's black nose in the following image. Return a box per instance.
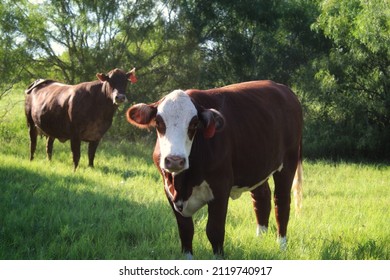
[165,155,185,172]
[115,94,126,104]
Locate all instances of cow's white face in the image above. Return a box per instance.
[126,89,225,175]
[156,90,198,174]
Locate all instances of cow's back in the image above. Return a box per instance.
[29,83,74,140]
[187,80,302,187]
[27,80,115,142]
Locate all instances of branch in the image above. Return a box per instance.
[0,66,25,99]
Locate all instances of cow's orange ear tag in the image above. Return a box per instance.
[130,74,137,84]
[127,68,137,84]
[203,120,216,139]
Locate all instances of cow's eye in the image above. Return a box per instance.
[189,120,199,130]
[155,115,166,134]
[188,117,199,139]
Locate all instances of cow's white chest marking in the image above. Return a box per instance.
[182,181,214,217]
[166,180,214,218]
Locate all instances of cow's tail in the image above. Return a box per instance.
[25,79,54,94]
[292,140,303,215]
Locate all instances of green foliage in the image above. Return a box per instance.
[171,0,326,86]
[0,0,33,95]
[20,0,159,83]
[311,0,390,159]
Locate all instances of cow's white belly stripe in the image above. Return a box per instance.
[230,163,283,200]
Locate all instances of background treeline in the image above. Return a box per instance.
[1,0,389,160]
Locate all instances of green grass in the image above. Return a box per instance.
[1,91,389,259]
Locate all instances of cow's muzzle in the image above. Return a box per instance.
[164,155,186,173]
[114,94,127,105]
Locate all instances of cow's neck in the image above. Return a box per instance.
[94,82,118,115]
[100,81,111,100]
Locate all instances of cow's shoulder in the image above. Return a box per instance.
[71,81,102,97]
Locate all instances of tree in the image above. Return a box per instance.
[0,0,33,99]
[164,0,328,88]
[18,0,155,83]
[9,0,203,94]
[312,0,390,158]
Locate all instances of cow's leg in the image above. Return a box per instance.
[88,140,100,167]
[28,125,37,161]
[167,193,194,259]
[70,137,81,171]
[273,155,298,249]
[251,181,271,236]
[46,137,55,160]
[206,195,229,258]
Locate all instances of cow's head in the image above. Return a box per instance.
[97,68,137,105]
[126,90,225,175]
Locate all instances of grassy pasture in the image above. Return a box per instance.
[0,92,389,260]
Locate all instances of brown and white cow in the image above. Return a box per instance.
[126,80,303,258]
[25,68,137,170]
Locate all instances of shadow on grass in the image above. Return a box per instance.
[0,164,176,260]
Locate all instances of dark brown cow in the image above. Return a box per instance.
[25,68,137,170]
[126,80,303,258]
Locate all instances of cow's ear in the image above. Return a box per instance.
[126,103,157,129]
[126,68,137,84]
[199,109,225,139]
[97,73,109,82]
